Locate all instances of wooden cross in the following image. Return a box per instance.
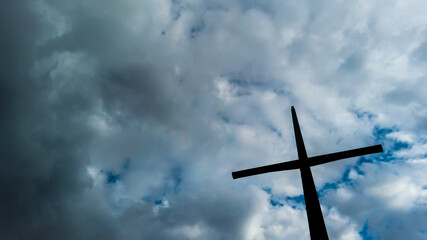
[232,106,383,239]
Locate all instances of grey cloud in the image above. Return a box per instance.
[0,1,100,238]
[0,1,250,239]
[411,34,427,63]
[338,53,365,72]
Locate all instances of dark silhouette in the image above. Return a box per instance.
[232,106,383,240]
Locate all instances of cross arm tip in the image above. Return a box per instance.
[369,144,383,153]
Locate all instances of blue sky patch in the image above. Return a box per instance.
[285,195,305,209]
[373,126,394,141]
[352,109,375,121]
[264,188,305,209]
[359,222,374,240]
[392,141,410,151]
[106,171,120,185]
[262,187,272,194]
[103,158,131,186]
[270,198,284,207]
[319,182,339,196]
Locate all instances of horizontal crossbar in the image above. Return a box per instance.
[232,159,300,179]
[309,144,383,167]
[231,144,383,179]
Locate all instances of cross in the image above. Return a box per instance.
[232,106,383,240]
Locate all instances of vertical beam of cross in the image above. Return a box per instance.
[232,106,383,240]
[291,107,329,239]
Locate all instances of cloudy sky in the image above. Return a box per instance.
[1,0,427,239]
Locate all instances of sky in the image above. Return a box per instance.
[1,0,427,239]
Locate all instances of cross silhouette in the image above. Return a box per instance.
[232,106,383,239]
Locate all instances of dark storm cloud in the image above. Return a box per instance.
[0,1,251,239]
[0,1,116,239]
